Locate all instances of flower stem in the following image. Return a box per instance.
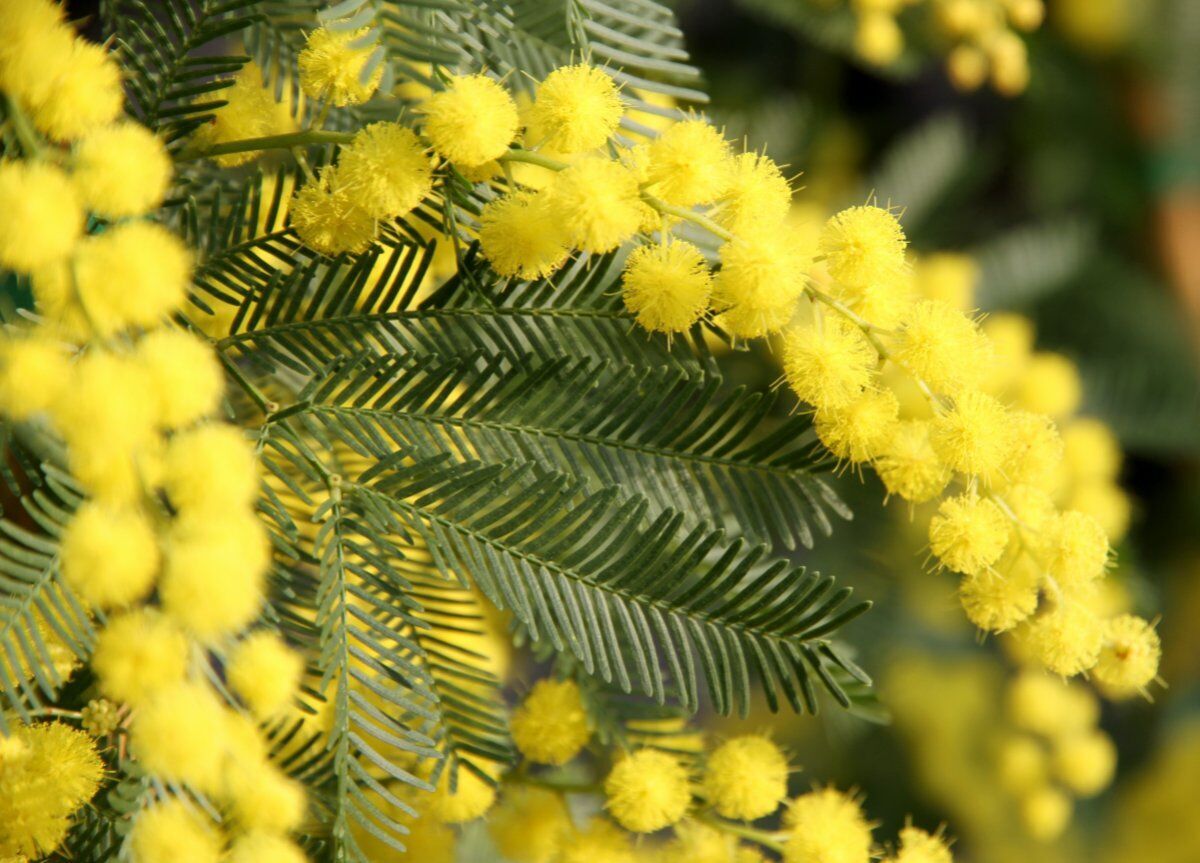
[174,130,355,162]
[698,813,787,852]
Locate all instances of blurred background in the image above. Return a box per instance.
[668,1,1200,861]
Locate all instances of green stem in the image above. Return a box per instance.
[698,813,787,852]
[506,770,600,795]
[498,148,569,171]
[174,130,354,162]
[643,193,735,242]
[4,95,45,159]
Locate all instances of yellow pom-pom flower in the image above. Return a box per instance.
[1018,786,1071,841]
[72,121,172,218]
[782,316,877,411]
[71,221,193,335]
[225,759,308,833]
[291,168,378,257]
[191,62,297,168]
[819,205,908,294]
[227,631,304,719]
[1092,614,1160,697]
[428,763,497,823]
[996,733,1047,794]
[894,301,989,395]
[226,832,307,863]
[479,191,571,280]
[129,801,223,863]
[715,152,792,236]
[621,240,713,335]
[1016,352,1082,419]
[876,420,952,503]
[988,410,1062,489]
[815,389,900,464]
[890,826,953,863]
[855,12,904,66]
[913,252,978,310]
[336,122,434,219]
[1006,670,1098,737]
[1061,417,1121,482]
[527,64,624,153]
[0,720,104,858]
[0,161,82,272]
[644,119,732,207]
[1066,480,1131,542]
[928,493,1010,575]
[0,0,73,113]
[702,735,789,821]
[60,502,160,609]
[929,390,1013,477]
[29,39,123,141]
[713,235,806,338]
[958,558,1039,632]
[0,333,70,420]
[422,74,520,167]
[488,787,573,863]
[131,682,231,792]
[511,678,591,765]
[605,748,692,832]
[92,609,189,705]
[548,157,649,253]
[1052,729,1116,796]
[980,312,1034,394]
[135,328,224,429]
[1040,509,1109,590]
[783,787,873,863]
[162,423,260,514]
[556,819,635,863]
[298,25,382,106]
[1025,604,1104,676]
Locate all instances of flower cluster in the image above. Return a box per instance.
[0,5,305,861]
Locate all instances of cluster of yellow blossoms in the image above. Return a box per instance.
[0,4,306,862]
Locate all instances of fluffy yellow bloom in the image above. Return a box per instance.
[488,787,573,863]
[820,205,907,294]
[1016,352,1082,419]
[1025,604,1104,676]
[782,316,877,411]
[0,161,82,272]
[876,420,951,503]
[703,735,789,820]
[980,312,1034,394]
[479,191,571,280]
[988,410,1062,489]
[71,221,193,335]
[929,390,1012,477]
[662,821,743,863]
[29,38,123,141]
[605,748,692,832]
[427,763,497,823]
[621,239,713,334]
[135,328,224,429]
[783,787,873,863]
[226,832,307,863]
[227,631,303,719]
[1092,614,1160,697]
[1060,417,1121,482]
[894,301,988,395]
[1006,670,1097,738]
[60,501,160,608]
[0,333,70,419]
[1065,480,1129,541]
[0,0,73,112]
[129,800,222,863]
[336,122,433,219]
[815,389,900,464]
[989,30,1030,96]
[644,119,732,207]
[511,678,591,765]
[291,168,378,256]
[549,156,649,253]
[131,682,230,791]
[928,494,1009,575]
[913,252,977,310]
[557,819,636,863]
[1018,786,1071,841]
[958,557,1039,631]
[855,12,904,66]
[713,235,806,338]
[1008,0,1046,30]
[92,609,189,706]
[80,697,120,737]
[890,826,953,863]
[162,423,260,514]
[995,734,1047,794]
[715,152,792,236]
[1052,729,1116,796]
[72,121,172,217]
[1040,510,1109,589]
[422,74,520,167]
[946,44,988,91]
[161,513,269,639]
[1004,482,1057,530]
[225,759,307,833]
[0,721,103,858]
[191,63,297,168]
[298,25,382,106]
[527,64,624,153]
